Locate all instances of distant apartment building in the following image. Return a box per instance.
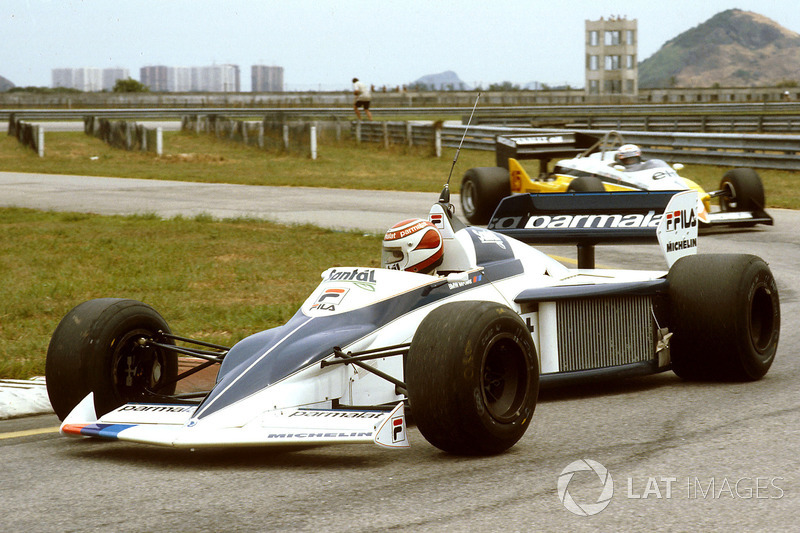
[140,65,170,92]
[585,16,638,99]
[141,64,240,92]
[168,67,192,92]
[196,64,241,92]
[102,68,130,90]
[51,67,107,91]
[251,65,284,92]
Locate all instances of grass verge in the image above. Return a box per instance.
[0,208,381,379]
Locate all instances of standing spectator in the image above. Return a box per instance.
[352,77,372,120]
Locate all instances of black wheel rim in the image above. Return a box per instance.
[721,181,738,211]
[749,283,776,355]
[461,180,476,217]
[111,328,171,402]
[480,334,530,423]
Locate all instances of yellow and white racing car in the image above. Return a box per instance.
[460,131,774,227]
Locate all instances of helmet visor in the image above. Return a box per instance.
[381,247,405,267]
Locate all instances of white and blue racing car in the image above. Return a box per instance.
[46,187,780,455]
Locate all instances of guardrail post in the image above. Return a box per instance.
[355,121,362,144]
[433,124,442,158]
[156,127,163,156]
[406,121,413,147]
[125,122,132,150]
[310,123,317,160]
[382,122,389,149]
[258,122,264,149]
[37,125,44,157]
[282,124,289,150]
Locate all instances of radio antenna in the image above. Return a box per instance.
[440,92,481,205]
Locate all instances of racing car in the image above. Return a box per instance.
[45,186,780,456]
[460,130,774,227]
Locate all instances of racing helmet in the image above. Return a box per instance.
[381,218,443,274]
[616,144,642,165]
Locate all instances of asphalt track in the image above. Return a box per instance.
[1,171,798,532]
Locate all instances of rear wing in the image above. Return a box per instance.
[488,190,699,269]
[495,132,599,170]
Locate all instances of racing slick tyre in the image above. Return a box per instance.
[460,167,511,225]
[719,168,765,213]
[567,176,605,192]
[46,298,178,420]
[406,301,539,455]
[667,254,779,382]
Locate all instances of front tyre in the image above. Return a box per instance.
[719,168,765,212]
[46,298,178,420]
[406,301,538,455]
[668,254,780,381]
[567,176,605,192]
[460,167,511,225]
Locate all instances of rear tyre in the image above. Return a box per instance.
[406,301,539,455]
[667,254,779,381]
[46,298,178,420]
[567,176,606,192]
[460,167,511,225]
[719,168,765,212]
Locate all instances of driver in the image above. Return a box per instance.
[615,144,642,167]
[381,218,443,274]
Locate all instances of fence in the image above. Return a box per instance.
[181,114,350,158]
[84,116,163,155]
[352,121,800,171]
[7,115,45,157]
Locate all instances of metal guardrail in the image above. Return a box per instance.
[4,102,800,131]
[353,121,800,171]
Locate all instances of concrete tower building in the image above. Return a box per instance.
[585,16,638,101]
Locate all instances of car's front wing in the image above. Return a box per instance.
[60,393,409,449]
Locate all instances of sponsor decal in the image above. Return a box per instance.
[498,135,566,147]
[652,169,680,180]
[311,287,349,312]
[429,213,444,229]
[267,432,373,439]
[384,220,429,241]
[662,206,698,254]
[664,209,697,232]
[524,211,662,230]
[665,238,697,252]
[470,227,507,249]
[448,273,483,290]
[288,410,385,419]
[325,268,377,291]
[117,405,195,414]
[391,416,405,443]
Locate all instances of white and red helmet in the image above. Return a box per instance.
[381,218,443,274]
[616,144,642,165]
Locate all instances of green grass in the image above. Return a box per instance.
[0,130,496,193]
[0,208,382,379]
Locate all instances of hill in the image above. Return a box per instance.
[411,70,469,90]
[639,9,800,88]
[0,75,15,92]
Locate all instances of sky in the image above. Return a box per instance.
[3,0,800,91]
